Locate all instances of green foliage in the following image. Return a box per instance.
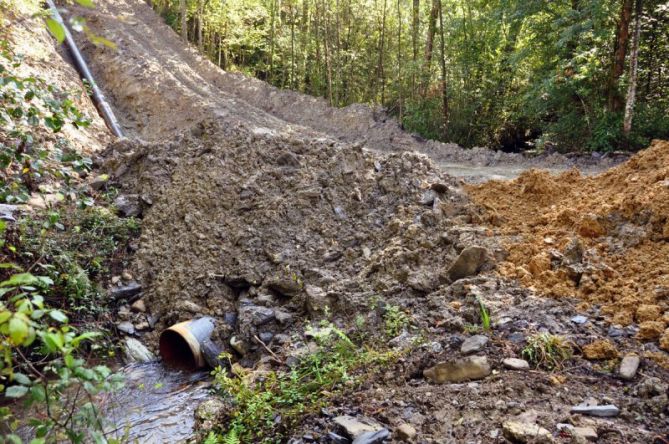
[0,267,124,443]
[154,0,669,152]
[477,298,490,331]
[12,206,140,316]
[0,39,94,204]
[522,332,573,371]
[208,323,398,443]
[383,304,409,338]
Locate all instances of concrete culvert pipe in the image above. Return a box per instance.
[159,317,216,370]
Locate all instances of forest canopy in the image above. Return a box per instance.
[151,0,669,152]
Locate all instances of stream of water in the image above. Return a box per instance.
[100,362,212,443]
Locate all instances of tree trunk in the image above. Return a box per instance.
[376,0,388,103]
[607,0,634,112]
[623,0,643,140]
[411,0,419,97]
[422,0,439,94]
[197,0,204,50]
[437,0,447,137]
[397,0,403,124]
[179,0,187,40]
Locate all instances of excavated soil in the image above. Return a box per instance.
[468,140,669,349]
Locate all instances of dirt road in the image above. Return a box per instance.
[71,0,623,182]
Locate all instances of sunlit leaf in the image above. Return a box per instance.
[45,18,65,44]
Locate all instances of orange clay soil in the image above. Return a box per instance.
[467,140,669,349]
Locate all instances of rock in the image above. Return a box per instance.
[502,420,553,443]
[636,376,667,398]
[618,354,640,380]
[573,427,598,441]
[177,300,204,313]
[562,237,584,263]
[230,336,248,355]
[419,189,437,206]
[131,299,147,313]
[117,321,136,335]
[503,358,530,371]
[352,429,390,444]
[637,321,665,340]
[582,339,618,360]
[259,332,274,344]
[327,433,349,444]
[90,174,110,190]
[333,415,383,439]
[195,398,230,433]
[114,194,142,217]
[122,270,134,281]
[110,282,142,301]
[395,423,417,441]
[570,404,619,417]
[0,204,18,222]
[447,246,488,282]
[123,337,155,363]
[305,285,337,315]
[134,319,150,331]
[266,276,302,297]
[275,309,294,325]
[570,315,588,325]
[423,356,491,383]
[460,335,489,354]
[239,304,275,326]
[607,326,625,337]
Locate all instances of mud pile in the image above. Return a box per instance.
[104,119,498,357]
[468,140,669,348]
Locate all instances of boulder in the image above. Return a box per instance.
[447,246,489,282]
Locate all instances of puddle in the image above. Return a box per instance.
[101,362,212,443]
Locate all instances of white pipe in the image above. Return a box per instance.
[45,0,124,138]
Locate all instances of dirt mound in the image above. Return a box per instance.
[103,119,498,356]
[468,140,669,347]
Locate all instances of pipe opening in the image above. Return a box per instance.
[159,329,197,370]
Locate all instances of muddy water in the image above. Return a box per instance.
[101,362,212,443]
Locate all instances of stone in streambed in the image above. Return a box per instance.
[423,356,491,383]
[123,337,155,363]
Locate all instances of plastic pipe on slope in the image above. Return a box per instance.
[45,0,124,138]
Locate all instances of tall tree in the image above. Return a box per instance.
[623,0,643,139]
[437,0,447,136]
[422,0,438,94]
[607,0,634,112]
[179,0,187,40]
